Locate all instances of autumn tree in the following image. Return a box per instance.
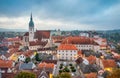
[107,68,120,78]
[15,71,36,78]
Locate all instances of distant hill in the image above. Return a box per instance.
[0,28,27,32]
[106,29,120,33]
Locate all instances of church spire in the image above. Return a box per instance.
[30,13,33,21]
[29,13,34,27]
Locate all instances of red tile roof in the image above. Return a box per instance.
[8,48,19,53]
[114,55,120,60]
[23,50,34,57]
[102,59,117,68]
[29,40,41,46]
[100,45,107,47]
[29,40,47,46]
[102,39,107,42]
[38,62,54,69]
[58,44,78,50]
[35,30,50,40]
[24,30,50,40]
[86,55,96,64]
[6,37,21,42]
[78,51,82,56]
[85,73,97,78]
[62,36,98,45]
[0,60,13,68]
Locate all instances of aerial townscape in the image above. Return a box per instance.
[0,13,120,78]
[0,0,120,78]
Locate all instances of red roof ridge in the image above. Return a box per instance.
[58,44,78,50]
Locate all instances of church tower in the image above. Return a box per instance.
[29,13,34,41]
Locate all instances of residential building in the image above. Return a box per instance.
[57,44,78,60]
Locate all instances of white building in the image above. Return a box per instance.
[79,32,89,37]
[57,44,78,60]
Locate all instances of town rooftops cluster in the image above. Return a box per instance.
[58,44,78,50]
[62,36,98,45]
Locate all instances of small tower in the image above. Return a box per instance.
[29,13,34,41]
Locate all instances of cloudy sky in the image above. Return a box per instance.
[0,0,120,30]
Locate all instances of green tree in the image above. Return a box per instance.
[107,68,120,78]
[15,72,36,78]
[25,57,31,63]
[63,66,70,72]
[60,72,71,78]
[53,72,71,78]
[71,69,76,72]
[35,53,42,61]
[59,70,63,73]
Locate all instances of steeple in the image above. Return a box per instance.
[30,13,33,21]
[29,13,34,27]
[29,13,34,41]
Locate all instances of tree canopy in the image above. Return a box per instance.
[107,68,120,78]
[15,72,36,78]
[53,72,71,78]
[35,53,42,62]
[25,57,31,63]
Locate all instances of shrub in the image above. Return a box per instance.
[59,70,63,73]
[70,66,74,70]
[59,66,63,69]
[69,64,73,66]
[72,69,76,72]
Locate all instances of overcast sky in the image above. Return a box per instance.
[0,0,120,30]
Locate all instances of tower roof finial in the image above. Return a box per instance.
[30,12,33,21]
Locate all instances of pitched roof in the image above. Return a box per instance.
[100,45,107,47]
[38,62,54,69]
[58,44,78,50]
[42,60,57,64]
[78,50,82,56]
[35,30,50,40]
[8,48,19,53]
[24,32,29,36]
[102,59,117,68]
[0,60,13,68]
[62,36,98,45]
[19,62,36,70]
[85,73,97,78]
[29,40,47,46]
[52,36,66,40]
[29,40,41,46]
[6,37,21,42]
[75,57,83,64]
[23,50,34,57]
[86,55,96,64]
[38,70,49,78]
[114,55,120,60]
[24,30,50,40]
